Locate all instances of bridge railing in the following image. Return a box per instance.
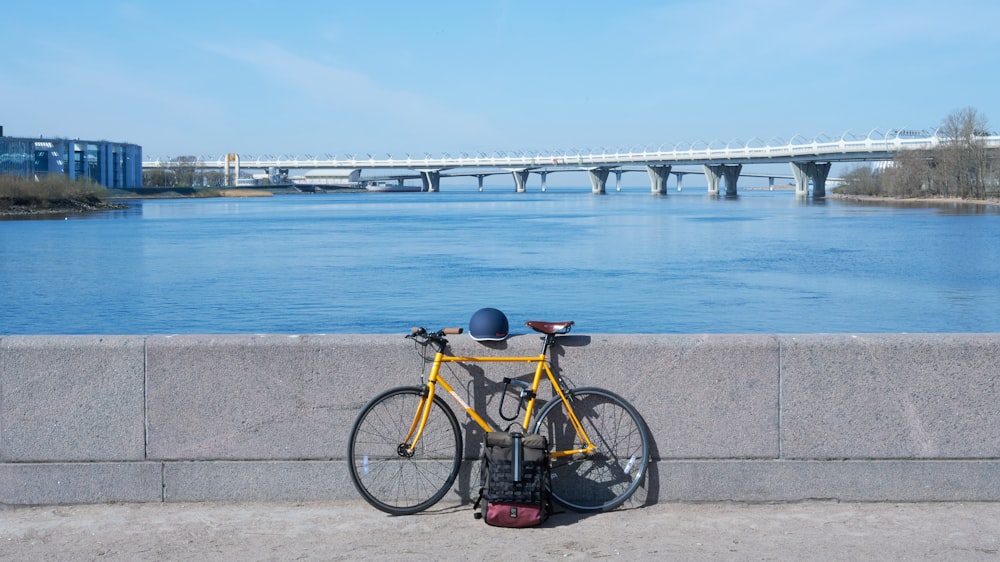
[141,134,1000,170]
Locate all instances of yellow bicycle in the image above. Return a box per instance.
[348,321,650,515]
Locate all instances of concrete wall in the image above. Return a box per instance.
[2,333,998,505]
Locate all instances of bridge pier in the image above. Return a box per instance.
[476,174,486,192]
[790,161,831,198]
[540,171,548,192]
[704,164,742,197]
[224,153,240,187]
[419,170,441,192]
[704,166,720,195]
[614,169,623,192]
[646,164,672,195]
[588,167,610,194]
[675,171,690,192]
[511,169,530,193]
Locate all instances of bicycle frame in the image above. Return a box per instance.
[403,344,597,460]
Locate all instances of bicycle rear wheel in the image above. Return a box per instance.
[532,387,649,512]
[348,386,462,515]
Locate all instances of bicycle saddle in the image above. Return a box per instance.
[524,320,574,335]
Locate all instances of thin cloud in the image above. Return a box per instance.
[200,41,491,150]
[0,38,220,144]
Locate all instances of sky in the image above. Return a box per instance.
[2,0,999,179]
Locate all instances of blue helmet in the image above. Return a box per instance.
[469,307,509,341]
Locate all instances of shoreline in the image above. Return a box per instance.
[0,199,128,217]
[826,193,1000,206]
[5,191,1000,218]
[0,189,278,217]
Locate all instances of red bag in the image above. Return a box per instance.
[483,501,546,528]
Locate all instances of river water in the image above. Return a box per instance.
[2,187,999,335]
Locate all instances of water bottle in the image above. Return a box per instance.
[511,432,523,483]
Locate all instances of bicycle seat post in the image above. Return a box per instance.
[541,332,557,355]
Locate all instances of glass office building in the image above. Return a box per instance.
[0,131,142,188]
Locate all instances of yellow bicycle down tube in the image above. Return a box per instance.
[435,376,492,432]
[405,352,494,454]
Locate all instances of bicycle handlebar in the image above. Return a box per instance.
[407,327,463,345]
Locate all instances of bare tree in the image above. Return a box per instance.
[835,108,997,200]
[143,168,176,187]
[937,107,990,198]
[883,149,939,197]
[172,156,200,187]
[203,171,226,188]
[837,165,882,196]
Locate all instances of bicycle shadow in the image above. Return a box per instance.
[544,334,662,518]
[440,334,662,526]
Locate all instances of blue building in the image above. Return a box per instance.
[0,127,142,188]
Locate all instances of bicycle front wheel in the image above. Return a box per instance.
[533,387,650,512]
[348,386,462,515]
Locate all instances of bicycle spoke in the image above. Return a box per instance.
[348,387,462,515]
[534,387,649,512]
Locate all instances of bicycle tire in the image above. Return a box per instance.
[348,386,462,515]
[532,387,650,512]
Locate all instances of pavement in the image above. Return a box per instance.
[2,499,999,561]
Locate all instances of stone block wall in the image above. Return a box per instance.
[1,333,998,505]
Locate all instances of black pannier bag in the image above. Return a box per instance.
[474,431,551,527]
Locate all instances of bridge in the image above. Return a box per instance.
[142,129,1000,198]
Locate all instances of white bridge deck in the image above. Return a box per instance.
[142,130,1000,197]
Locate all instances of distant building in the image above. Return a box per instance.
[292,168,362,187]
[0,127,143,188]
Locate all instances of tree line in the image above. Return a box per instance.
[143,156,226,188]
[837,107,998,199]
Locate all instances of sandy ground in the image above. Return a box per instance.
[2,500,999,561]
